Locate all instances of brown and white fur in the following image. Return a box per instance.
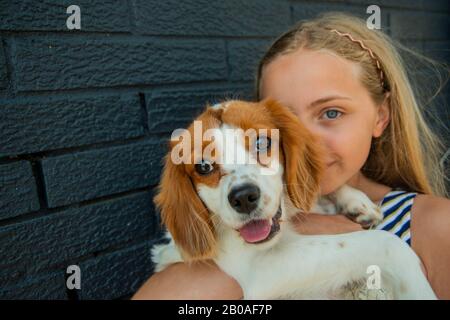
[151,99,436,299]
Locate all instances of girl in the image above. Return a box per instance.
[133,13,450,299]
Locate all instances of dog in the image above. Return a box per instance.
[151,98,436,299]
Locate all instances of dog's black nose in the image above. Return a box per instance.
[228,184,260,214]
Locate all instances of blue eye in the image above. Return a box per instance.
[323,109,341,120]
[255,136,271,152]
[195,159,214,175]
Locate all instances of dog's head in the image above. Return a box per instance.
[154,98,324,261]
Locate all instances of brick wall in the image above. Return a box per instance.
[0,0,448,299]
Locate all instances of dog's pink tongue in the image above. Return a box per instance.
[239,220,271,243]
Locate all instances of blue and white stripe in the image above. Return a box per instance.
[375,190,417,246]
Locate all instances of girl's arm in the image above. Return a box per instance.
[131,214,362,300]
[411,194,450,300]
[131,260,243,300]
[292,212,364,234]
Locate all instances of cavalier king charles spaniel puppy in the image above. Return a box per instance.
[151,98,435,299]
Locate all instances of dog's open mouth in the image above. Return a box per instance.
[237,206,282,244]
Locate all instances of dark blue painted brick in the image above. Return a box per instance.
[424,41,450,63]
[0,0,130,32]
[0,270,67,300]
[147,86,254,134]
[0,161,39,220]
[228,40,273,82]
[41,139,166,207]
[307,0,446,11]
[0,40,7,89]
[0,94,144,157]
[398,40,424,54]
[134,0,290,36]
[312,0,422,10]
[0,191,156,286]
[390,11,449,40]
[423,0,450,12]
[13,38,227,92]
[78,242,153,300]
[292,2,364,20]
[291,2,389,31]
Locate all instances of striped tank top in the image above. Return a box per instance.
[375,189,417,246]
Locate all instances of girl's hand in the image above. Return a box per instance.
[292,213,364,235]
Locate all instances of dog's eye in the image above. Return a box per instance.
[255,136,271,152]
[195,159,215,175]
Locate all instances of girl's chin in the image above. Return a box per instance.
[319,166,346,195]
[319,183,338,196]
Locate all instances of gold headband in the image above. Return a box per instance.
[330,29,385,90]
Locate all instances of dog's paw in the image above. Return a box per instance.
[328,185,384,229]
[343,200,383,229]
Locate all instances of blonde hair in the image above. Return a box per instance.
[255,12,448,197]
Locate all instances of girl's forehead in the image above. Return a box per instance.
[260,49,362,107]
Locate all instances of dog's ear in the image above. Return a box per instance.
[154,151,216,262]
[262,98,324,211]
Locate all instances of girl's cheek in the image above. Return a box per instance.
[311,123,344,150]
[340,127,373,165]
[304,120,366,161]
[321,127,368,167]
[323,131,345,158]
[302,122,338,158]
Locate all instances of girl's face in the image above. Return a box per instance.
[260,48,389,195]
